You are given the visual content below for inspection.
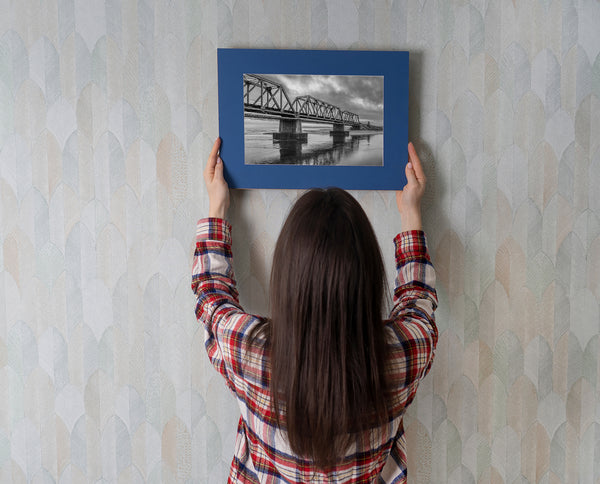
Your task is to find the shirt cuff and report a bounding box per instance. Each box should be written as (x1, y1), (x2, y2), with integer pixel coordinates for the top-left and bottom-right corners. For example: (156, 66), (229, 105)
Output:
(196, 217), (232, 244)
(394, 230), (430, 263)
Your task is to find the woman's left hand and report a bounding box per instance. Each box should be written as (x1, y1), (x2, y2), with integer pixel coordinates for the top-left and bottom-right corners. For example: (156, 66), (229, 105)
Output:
(204, 137), (230, 219)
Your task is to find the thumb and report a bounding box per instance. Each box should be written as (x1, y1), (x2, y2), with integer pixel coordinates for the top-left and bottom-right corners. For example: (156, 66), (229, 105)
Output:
(214, 157), (225, 179)
(405, 161), (417, 186)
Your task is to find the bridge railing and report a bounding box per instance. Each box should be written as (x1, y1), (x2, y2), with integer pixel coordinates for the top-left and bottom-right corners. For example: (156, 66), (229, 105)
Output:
(243, 74), (295, 114)
(292, 95), (343, 122)
(242, 74), (378, 129)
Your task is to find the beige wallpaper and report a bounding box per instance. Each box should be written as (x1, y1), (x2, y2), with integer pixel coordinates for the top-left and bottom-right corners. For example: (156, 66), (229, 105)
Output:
(1, 0), (599, 482)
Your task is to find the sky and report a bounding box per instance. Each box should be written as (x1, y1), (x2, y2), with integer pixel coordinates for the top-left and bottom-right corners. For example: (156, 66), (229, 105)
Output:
(251, 74), (384, 126)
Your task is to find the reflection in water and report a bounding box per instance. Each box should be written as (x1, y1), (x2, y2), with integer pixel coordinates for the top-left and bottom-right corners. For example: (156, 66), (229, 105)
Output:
(244, 118), (383, 166)
(274, 134), (374, 166)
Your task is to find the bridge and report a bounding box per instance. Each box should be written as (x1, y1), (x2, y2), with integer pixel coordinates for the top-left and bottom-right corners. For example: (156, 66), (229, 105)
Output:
(243, 74), (381, 142)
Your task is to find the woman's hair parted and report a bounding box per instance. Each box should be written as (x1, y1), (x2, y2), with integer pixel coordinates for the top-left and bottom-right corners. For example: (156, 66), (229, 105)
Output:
(258, 187), (390, 468)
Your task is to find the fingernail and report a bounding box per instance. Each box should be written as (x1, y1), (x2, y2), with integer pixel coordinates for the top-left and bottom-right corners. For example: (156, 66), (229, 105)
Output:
(407, 162), (413, 169)
(217, 157), (222, 164)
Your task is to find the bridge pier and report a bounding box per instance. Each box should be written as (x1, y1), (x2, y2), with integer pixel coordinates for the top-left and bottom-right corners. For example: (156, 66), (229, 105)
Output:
(330, 122), (349, 144)
(273, 118), (308, 142)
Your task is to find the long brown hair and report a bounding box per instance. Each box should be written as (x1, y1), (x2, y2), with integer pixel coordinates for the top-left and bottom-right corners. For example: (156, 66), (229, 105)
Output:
(261, 188), (390, 468)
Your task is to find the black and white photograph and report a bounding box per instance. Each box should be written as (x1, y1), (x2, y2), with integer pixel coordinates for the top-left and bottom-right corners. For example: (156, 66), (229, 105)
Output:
(218, 48), (408, 189)
(243, 74), (384, 166)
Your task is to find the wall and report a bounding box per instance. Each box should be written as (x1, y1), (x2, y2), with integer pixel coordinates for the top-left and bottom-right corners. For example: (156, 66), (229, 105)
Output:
(1, 0), (599, 482)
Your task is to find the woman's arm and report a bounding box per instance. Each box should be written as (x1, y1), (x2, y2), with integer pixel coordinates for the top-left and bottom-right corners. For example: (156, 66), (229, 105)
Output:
(192, 138), (254, 393)
(192, 217), (242, 390)
(386, 143), (438, 403)
(389, 230), (438, 386)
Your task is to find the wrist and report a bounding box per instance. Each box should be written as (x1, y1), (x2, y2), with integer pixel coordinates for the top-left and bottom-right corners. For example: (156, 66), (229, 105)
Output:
(400, 210), (422, 232)
(209, 205), (227, 219)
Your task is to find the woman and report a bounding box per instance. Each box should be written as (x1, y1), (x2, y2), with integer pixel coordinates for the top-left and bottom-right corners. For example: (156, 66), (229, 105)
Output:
(192, 139), (437, 483)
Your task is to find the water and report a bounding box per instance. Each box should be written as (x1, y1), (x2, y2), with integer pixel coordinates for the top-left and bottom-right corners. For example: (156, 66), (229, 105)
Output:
(244, 118), (383, 166)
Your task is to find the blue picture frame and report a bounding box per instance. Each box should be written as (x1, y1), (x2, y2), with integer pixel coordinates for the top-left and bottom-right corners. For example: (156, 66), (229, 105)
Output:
(217, 48), (409, 190)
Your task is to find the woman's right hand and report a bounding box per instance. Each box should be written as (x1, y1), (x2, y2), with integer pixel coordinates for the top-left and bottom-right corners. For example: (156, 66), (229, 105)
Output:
(396, 142), (426, 231)
(203, 137), (230, 219)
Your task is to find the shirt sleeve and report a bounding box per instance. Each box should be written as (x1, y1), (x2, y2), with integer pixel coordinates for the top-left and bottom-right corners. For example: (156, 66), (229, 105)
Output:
(191, 217), (259, 394)
(386, 230), (438, 410)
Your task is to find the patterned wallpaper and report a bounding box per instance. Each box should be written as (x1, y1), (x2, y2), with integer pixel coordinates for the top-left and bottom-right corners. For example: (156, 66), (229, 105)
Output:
(1, 0), (599, 482)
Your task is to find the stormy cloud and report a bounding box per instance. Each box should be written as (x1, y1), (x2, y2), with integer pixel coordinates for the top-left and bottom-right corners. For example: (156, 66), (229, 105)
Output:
(254, 74), (384, 126)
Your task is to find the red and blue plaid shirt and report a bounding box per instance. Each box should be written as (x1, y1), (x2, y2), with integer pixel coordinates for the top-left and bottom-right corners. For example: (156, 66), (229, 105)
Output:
(192, 218), (438, 483)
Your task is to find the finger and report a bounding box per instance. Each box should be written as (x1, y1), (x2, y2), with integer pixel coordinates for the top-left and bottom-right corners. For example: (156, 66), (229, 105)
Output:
(405, 160), (418, 186)
(204, 138), (222, 180)
(214, 156), (225, 179)
(210, 137), (221, 161)
(408, 142), (426, 183)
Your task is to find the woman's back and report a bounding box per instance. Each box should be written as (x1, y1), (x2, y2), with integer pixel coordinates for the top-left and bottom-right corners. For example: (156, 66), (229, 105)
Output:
(194, 139), (437, 482)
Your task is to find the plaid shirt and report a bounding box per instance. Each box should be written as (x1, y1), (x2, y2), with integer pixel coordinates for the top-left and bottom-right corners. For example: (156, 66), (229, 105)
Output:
(192, 218), (438, 483)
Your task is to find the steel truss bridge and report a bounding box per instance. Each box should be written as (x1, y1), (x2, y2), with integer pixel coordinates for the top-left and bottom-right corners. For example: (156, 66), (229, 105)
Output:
(243, 74), (381, 130)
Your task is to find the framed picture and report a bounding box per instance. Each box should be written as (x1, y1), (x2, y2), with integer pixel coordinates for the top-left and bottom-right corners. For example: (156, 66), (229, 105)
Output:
(217, 48), (409, 190)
